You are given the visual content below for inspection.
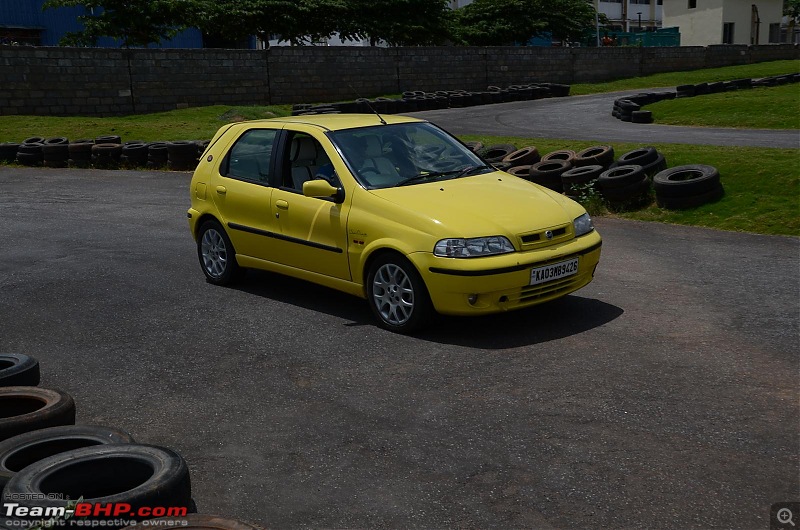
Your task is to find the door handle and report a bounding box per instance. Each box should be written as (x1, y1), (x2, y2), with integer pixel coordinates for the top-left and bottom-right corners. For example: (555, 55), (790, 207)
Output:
(216, 186), (227, 195)
(276, 199), (289, 210)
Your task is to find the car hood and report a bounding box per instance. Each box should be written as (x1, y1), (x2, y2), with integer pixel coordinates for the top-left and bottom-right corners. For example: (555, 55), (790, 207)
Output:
(367, 172), (576, 238)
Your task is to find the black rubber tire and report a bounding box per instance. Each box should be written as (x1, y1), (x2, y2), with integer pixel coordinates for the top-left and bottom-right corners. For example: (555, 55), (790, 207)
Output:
(197, 220), (240, 286)
(0, 387), (76, 442)
(0, 424), (135, 489)
(561, 165), (603, 194)
(600, 174), (650, 201)
(121, 514), (263, 530)
(68, 141), (94, 162)
(148, 143), (169, 165)
(507, 165), (533, 178)
(597, 165), (646, 190)
(2, 444), (192, 522)
(613, 147), (658, 168)
(15, 152), (43, 167)
(17, 143), (43, 156)
(0, 354), (40, 387)
(44, 137), (68, 146)
(540, 149), (576, 166)
(653, 164), (720, 198)
(640, 153), (668, 178)
(0, 143), (20, 163)
(656, 183), (724, 210)
(574, 146), (614, 168)
(95, 135), (122, 144)
(92, 143), (123, 158)
(366, 253), (433, 334)
(480, 144), (517, 163)
(631, 110), (653, 124)
(502, 146), (540, 167)
(464, 141), (483, 153)
(42, 143), (69, 162)
(615, 99), (640, 112)
(22, 137), (44, 145)
(492, 161), (512, 171)
(529, 160), (570, 191)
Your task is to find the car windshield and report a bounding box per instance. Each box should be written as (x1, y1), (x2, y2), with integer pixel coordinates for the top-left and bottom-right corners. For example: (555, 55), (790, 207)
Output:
(328, 122), (492, 189)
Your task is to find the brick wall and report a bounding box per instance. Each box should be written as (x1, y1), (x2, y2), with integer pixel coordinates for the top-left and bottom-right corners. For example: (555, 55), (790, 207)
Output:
(0, 44), (796, 116)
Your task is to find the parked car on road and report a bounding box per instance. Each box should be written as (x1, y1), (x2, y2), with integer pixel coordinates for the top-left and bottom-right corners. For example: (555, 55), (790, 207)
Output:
(188, 114), (602, 332)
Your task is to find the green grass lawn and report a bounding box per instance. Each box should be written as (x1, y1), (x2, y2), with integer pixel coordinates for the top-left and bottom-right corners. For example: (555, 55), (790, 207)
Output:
(646, 83), (800, 129)
(571, 60), (800, 95)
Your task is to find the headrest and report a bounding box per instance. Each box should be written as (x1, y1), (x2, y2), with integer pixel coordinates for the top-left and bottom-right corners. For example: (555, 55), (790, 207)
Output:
(363, 136), (382, 158)
(291, 137), (317, 162)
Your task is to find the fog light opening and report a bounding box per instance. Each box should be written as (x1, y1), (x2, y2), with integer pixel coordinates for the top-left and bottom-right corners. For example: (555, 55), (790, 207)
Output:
(498, 295), (508, 303)
(467, 294), (478, 305)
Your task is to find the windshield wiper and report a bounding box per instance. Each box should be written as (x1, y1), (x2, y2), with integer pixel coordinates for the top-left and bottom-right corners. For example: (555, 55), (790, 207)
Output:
(397, 165), (494, 187)
(397, 170), (457, 187)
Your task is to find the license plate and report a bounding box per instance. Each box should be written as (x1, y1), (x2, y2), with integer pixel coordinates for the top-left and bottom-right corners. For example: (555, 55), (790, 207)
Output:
(529, 258), (579, 285)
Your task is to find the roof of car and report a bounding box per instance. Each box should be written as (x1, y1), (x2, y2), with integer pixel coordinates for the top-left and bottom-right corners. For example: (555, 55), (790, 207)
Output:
(243, 113), (425, 131)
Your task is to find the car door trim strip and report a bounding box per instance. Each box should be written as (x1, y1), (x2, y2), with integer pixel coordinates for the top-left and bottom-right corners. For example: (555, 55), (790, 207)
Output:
(227, 222), (343, 254)
(428, 241), (602, 276)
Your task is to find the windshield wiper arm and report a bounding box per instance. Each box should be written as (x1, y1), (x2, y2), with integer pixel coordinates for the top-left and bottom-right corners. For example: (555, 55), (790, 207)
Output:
(397, 171), (456, 187)
(452, 164), (494, 178)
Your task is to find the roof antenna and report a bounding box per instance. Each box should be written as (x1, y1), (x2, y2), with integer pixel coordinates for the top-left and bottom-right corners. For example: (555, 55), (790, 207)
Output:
(349, 83), (387, 125)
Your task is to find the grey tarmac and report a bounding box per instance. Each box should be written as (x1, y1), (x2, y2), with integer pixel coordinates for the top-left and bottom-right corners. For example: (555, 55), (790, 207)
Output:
(0, 167), (797, 528)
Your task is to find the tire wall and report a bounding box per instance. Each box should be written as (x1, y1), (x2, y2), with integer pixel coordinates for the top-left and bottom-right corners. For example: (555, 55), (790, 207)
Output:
(0, 44), (797, 116)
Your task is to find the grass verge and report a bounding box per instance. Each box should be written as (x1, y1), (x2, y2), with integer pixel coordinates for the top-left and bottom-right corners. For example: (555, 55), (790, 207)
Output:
(646, 84), (800, 129)
(461, 135), (800, 237)
(571, 60), (800, 95)
(0, 105), (292, 143)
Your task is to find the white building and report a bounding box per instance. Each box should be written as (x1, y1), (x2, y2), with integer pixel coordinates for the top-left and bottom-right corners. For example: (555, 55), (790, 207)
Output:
(595, 0), (664, 31)
(662, 0), (784, 45)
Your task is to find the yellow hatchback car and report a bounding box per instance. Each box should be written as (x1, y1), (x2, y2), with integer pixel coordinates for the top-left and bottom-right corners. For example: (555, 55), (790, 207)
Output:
(188, 114), (602, 332)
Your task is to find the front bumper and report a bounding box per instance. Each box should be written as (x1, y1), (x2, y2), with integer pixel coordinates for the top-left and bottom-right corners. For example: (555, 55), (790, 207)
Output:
(411, 231), (602, 316)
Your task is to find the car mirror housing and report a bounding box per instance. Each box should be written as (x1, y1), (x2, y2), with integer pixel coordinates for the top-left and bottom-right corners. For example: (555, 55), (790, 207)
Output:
(303, 179), (344, 203)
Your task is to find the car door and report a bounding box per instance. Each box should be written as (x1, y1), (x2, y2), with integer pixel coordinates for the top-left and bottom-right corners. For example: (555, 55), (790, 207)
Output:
(269, 127), (352, 280)
(212, 127), (280, 262)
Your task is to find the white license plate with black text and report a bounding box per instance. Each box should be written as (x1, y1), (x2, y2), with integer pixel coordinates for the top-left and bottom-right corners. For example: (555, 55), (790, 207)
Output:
(529, 258), (579, 285)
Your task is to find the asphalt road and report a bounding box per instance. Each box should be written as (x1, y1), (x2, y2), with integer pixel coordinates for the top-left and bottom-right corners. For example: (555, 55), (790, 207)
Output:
(0, 167), (797, 528)
(410, 90), (800, 148)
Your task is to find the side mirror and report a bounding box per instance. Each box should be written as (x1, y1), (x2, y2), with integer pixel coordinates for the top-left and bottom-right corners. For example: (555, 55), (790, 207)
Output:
(303, 179), (345, 203)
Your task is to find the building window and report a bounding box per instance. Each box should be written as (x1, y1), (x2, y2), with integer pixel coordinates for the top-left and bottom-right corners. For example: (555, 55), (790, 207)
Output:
(723, 22), (735, 44)
(657, 0), (663, 4)
(688, 0), (696, 8)
(630, 0), (651, 4)
(768, 23), (781, 43)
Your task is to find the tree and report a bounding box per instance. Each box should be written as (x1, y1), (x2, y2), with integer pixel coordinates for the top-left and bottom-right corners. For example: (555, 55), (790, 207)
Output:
(785, 0), (800, 43)
(43, 0), (192, 47)
(452, 0), (597, 46)
(341, 0), (452, 46)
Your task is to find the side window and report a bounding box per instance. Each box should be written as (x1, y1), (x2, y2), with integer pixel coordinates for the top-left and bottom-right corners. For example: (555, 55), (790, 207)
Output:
(282, 133), (336, 192)
(224, 129), (277, 184)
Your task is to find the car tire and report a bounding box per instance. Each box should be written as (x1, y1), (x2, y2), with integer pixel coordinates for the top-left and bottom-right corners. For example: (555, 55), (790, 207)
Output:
(540, 149), (576, 166)
(0, 354), (40, 387)
(597, 165), (646, 190)
(2, 444), (192, 522)
(656, 183), (724, 210)
(0, 143), (20, 163)
(0, 424), (135, 489)
(367, 253), (432, 333)
(653, 164), (721, 198)
(529, 160), (570, 191)
(640, 153), (668, 178)
(561, 165), (603, 194)
(502, 146), (540, 167)
(612, 147), (658, 168)
(0, 387), (76, 442)
(480, 144), (517, 163)
(197, 220), (240, 286)
(507, 165), (533, 178)
(600, 174), (650, 201)
(574, 146), (614, 168)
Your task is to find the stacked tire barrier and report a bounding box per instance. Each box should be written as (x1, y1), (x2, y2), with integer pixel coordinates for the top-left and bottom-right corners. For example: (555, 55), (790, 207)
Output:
(0, 137), (210, 172)
(612, 73), (799, 124)
(291, 83), (571, 116)
(0, 352), (261, 529)
(653, 165), (724, 209)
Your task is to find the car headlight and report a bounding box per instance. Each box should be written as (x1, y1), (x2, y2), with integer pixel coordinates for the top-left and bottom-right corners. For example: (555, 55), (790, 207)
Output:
(573, 213), (594, 237)
(434, 236), (515, 258)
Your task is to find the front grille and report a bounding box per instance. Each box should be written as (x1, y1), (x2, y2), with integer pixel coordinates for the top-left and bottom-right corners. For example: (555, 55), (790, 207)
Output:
(519, 224), (571, 248)
(504, 275), (584, 305)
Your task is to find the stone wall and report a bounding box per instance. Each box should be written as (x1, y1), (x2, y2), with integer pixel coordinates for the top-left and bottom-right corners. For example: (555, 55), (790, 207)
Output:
(0, 43), (796, 116)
